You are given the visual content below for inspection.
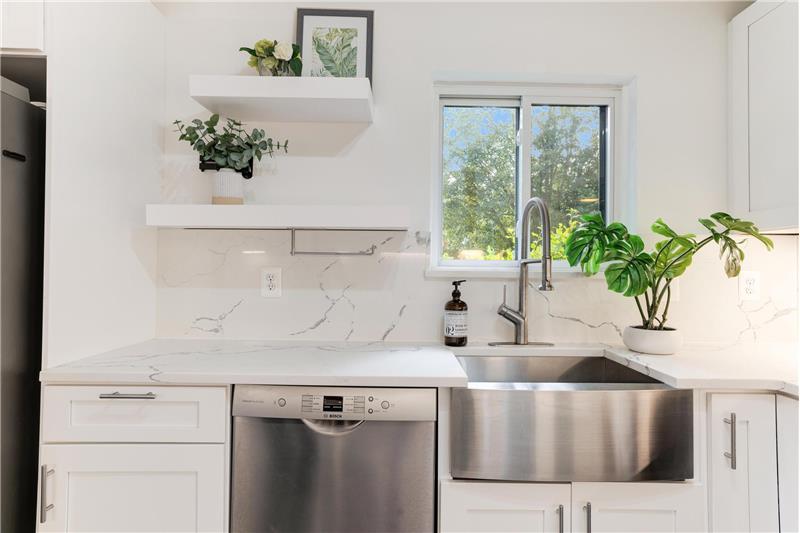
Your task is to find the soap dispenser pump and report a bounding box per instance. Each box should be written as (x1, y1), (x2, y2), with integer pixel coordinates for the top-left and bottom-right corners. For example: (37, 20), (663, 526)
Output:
(444, 280), (468, 347)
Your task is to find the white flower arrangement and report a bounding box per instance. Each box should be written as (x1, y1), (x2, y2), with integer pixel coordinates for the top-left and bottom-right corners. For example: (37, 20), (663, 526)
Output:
(239, 39), (302, 76)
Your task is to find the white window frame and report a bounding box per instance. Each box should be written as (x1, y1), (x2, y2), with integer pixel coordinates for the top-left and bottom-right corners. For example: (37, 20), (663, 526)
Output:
(429, 81), (629, 279)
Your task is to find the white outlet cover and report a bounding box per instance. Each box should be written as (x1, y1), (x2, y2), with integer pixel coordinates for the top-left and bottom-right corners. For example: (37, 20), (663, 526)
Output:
(738, 270), (761, 302)
(261, 267), (282, 298)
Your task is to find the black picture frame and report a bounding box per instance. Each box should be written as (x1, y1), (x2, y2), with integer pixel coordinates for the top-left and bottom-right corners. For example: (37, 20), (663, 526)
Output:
(296, 8), (374, 84)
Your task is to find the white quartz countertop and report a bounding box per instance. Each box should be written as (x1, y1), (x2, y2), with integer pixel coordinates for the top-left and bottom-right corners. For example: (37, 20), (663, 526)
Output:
(40, 339), (797, 396)
(451, 342), (798, 397)
(604, 343), (798, 396)
(39, 339), (468, 387)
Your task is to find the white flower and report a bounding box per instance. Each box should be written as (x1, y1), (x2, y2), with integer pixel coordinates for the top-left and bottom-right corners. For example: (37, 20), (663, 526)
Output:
(273, 42), (294, 61)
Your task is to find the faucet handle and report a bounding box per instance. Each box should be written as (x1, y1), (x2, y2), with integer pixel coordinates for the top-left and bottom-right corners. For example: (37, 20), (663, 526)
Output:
(497, 284), (510, 314)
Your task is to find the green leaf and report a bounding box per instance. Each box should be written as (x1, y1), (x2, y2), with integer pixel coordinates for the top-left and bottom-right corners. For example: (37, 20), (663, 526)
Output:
(652, 238), (693, 279)
(627, 234), (645, 255)
(239, 47), (257, 56)
(716, 234), (745, 277)
(601, 234), (655, 297)
(341, 46), (357, 76)
(709, 212), (774, 250)
(173, 112), (287, 170)
(564, 213), (635, 276)
(698, 218), (716, 232)
(289, 57), (302, 76)
(313, 36), (340, 76)
(604, 252), (653, 297)
(651, 218), (695, 247)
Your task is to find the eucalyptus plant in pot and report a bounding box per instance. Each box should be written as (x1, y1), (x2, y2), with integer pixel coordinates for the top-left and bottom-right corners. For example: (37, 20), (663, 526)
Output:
(564, 212), (773, 355)
(174, 114), (287, 204)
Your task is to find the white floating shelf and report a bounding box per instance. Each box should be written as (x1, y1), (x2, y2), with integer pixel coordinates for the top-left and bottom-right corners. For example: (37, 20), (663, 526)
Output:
(145, 204), (408, 231)
(189, 75), (373, 123)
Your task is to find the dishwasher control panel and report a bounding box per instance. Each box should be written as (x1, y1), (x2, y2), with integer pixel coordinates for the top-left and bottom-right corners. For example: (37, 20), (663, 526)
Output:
(233, 385), (437, 421)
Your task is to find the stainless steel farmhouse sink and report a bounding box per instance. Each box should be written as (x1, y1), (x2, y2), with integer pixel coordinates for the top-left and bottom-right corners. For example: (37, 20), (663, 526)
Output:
(450, 356), (693, 482)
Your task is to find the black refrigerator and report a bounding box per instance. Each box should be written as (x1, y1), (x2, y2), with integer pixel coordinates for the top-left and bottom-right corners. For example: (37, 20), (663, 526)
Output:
(0, 79), (45, 532)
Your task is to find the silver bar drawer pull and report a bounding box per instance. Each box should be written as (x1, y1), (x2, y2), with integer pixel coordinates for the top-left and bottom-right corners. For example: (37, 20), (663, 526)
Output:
(557, 504), (564, 533)
(584, 502), (592, 533)
(724, 412), (737, 470)
(39, 464), (54, 523)
(99, 392), (157, 400)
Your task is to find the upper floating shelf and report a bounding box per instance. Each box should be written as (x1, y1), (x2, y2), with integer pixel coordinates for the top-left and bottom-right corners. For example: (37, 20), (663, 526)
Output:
(189, 75), (374, 123)
(145, 204), (408, 231)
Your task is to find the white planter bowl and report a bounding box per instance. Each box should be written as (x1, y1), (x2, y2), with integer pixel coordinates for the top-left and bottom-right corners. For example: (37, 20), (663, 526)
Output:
(211, 169), (244, 205)
(622, 326), (682, 355)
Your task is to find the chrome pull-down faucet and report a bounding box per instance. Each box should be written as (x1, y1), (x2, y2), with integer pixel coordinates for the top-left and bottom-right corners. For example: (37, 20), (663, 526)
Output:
(496, 197), (554, 345)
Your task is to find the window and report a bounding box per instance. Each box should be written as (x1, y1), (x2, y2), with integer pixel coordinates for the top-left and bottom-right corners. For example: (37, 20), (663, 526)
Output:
(434, 85), (618, 272)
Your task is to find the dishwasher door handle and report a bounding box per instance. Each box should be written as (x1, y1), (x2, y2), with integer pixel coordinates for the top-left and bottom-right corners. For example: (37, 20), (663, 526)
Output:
(301, 419), (366, 436)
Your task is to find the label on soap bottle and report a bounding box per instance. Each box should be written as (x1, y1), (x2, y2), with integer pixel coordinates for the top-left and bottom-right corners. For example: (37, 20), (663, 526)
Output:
(444, 311), (468, 337)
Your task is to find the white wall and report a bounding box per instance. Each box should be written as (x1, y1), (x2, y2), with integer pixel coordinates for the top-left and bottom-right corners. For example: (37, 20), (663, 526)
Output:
(155, 2), (797, 346)
(43, 2), (164, 367)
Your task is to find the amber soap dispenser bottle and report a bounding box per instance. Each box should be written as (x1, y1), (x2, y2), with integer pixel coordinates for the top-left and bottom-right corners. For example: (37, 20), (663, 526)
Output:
(444, 280), (468, 347)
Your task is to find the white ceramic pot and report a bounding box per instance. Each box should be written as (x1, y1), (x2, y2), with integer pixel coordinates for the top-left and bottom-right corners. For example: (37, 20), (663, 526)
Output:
(622, 326), (682, 355)
(211, 169), (244, 205)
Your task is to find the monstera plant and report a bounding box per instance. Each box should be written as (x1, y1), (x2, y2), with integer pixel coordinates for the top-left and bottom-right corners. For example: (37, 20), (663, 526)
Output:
(564, 212), (773, 354)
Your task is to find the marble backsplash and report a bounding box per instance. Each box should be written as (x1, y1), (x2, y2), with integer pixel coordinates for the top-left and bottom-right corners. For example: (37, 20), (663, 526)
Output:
(156, 229), (798, 347)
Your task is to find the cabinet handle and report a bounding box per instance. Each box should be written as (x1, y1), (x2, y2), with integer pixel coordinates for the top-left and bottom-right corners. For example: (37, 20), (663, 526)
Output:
(2, 149), (26, 162)
(98, 391), (157, 400)
(557, 504), (564, 533)
(39, 464), (54, 523)
(584, 502), (592, 533)
(724, 412), (737, 470)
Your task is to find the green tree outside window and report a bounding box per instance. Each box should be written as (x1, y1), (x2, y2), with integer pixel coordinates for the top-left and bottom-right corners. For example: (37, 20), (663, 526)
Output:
(442, 103), (605, 262)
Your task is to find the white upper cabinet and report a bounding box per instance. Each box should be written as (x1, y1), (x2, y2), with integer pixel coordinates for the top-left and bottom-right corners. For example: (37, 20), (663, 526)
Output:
(709, 393), (780, 532)
(1, 0), (45, 51)
(729, 1), (799, 232)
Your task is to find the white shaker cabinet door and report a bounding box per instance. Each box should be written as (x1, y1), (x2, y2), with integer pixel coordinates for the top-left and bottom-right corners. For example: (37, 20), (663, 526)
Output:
(777, 396), (798, 533)
(709, 393), (779, 532)
(729, 0), (799, 231)
(571, 482), (705, 533)
(37, 444), (225, 533)
(440, 480), (571, 533)
(0, 0), (45, 50)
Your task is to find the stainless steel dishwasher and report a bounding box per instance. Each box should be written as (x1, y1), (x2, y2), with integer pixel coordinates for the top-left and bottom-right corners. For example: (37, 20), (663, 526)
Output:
(231, 384), (437, 533)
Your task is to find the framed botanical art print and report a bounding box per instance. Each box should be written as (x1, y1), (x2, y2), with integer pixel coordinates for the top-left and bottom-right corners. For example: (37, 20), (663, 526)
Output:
(296, 9), (373, 83)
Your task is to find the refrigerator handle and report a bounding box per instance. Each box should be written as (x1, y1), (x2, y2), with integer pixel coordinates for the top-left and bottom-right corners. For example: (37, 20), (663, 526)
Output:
(2, 150), (26, 162)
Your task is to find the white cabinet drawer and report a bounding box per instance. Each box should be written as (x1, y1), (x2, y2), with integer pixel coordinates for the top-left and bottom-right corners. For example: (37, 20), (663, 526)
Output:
(42, 386), (227, 443)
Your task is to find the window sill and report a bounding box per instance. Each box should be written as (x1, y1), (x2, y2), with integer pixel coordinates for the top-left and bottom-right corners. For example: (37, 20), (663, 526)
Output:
(425, 263), (587, 280)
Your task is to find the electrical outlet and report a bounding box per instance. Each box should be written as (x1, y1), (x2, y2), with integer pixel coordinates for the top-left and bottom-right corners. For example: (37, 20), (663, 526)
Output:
(739, 270), (761, 302)
(260, 267), (282, 298)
